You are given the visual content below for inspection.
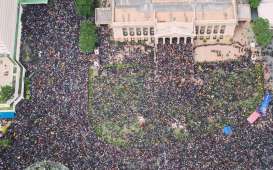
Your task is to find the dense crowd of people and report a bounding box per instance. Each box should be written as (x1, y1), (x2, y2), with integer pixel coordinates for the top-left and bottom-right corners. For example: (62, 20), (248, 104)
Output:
(0, 0), (273, 169)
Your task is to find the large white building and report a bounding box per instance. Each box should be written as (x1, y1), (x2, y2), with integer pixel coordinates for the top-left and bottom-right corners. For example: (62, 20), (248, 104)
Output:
(0, 0), (47, 118)
(95, 0), (251, 44)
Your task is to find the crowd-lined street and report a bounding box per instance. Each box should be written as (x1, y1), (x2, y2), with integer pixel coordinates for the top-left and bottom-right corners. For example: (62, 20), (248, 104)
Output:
(0, 1), (273, 169)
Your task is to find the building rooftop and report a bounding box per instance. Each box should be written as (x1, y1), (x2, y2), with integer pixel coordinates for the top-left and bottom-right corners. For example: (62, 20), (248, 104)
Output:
(95, 8), (112, 25)
(115, 0), (233, 7)
(20, 0), (48, 5)
(0, 0), (18, 56)
(113, 0), (236, 23)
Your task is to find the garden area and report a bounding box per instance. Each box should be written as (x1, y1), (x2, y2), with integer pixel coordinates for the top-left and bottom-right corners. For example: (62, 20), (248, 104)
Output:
(88, 44), (264, 148)
(0, 85), (14, 103)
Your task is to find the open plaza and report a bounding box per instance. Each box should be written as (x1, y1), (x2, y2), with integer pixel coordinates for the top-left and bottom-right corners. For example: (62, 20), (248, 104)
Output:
(0, 0), (273, 169)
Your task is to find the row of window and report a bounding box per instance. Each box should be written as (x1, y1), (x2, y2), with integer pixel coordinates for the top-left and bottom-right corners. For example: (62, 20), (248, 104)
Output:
(122, 27), (154, 36)
(122, 25), (225, 37)
(195, 25), (226, 35)
(123, 37), (155, 43)
(122, 35), (225, 44)
(195, 35), (224, 40)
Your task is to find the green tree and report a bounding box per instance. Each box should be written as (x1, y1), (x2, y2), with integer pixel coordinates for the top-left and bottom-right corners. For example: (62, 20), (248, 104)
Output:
(249, 0), (261, 8)
(252, 17), (273, 47)
(79, 21), (98, 53)
(0, 85), (14, 102)
(74, 0), (94, 17)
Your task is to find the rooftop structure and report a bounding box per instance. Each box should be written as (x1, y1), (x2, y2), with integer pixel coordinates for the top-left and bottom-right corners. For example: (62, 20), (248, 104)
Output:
(237, 3), (251, 22)
(96, 0), (250, 44)
(258, 0), (273, 29)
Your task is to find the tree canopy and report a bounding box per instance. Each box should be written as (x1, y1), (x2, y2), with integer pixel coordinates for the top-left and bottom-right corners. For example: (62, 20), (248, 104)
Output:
(79, 21), (98, 53)
(0, 85), (14, 102)
(249, 0), (261, 8)
(252, 17), (273, 47)
(75, 0), (93, 17)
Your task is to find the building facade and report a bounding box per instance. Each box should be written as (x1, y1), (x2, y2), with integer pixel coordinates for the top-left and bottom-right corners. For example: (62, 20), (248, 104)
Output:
(95, 0), (250, 45)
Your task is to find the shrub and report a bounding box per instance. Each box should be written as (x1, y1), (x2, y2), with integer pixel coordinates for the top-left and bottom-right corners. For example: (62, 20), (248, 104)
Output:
(0, 85), (14, 103)
(252, 17), (273, 47)
(79, 21), (97, 53)
(25, 78), (31, 100)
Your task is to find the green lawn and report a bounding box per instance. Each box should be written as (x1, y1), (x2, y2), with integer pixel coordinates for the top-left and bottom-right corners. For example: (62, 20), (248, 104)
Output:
(79, 21), (97, 53)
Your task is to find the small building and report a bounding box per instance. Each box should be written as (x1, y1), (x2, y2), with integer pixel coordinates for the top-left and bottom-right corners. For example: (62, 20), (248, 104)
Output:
(0, 0), (47, 117)
(258, 0), (273, 29)
(95, 0), (251, 45)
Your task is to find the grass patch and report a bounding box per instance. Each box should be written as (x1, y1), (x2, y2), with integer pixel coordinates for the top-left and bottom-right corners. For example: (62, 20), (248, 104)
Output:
(79, 21), (97, 53)
(205, 64), (263, 113)
(94, 120), (142, 147)
(0, 139), (12, 149)
(90, 62), (146, 147)
(24, 77), (31, 100)
(104, 63), (139, 71)
(0, 85), (14, 103)
(89, 49), (262, 147)
(88, 67), (95, 113)
(255, 64), (265, 100)
(236, 63), (264, 115)
(173, 128), (189, 140)
(191, 62), (264, 134)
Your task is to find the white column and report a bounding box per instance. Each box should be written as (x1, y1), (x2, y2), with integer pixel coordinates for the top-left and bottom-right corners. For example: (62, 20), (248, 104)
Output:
(177, 37), (180, 44)
(163, 37), (165, 44)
